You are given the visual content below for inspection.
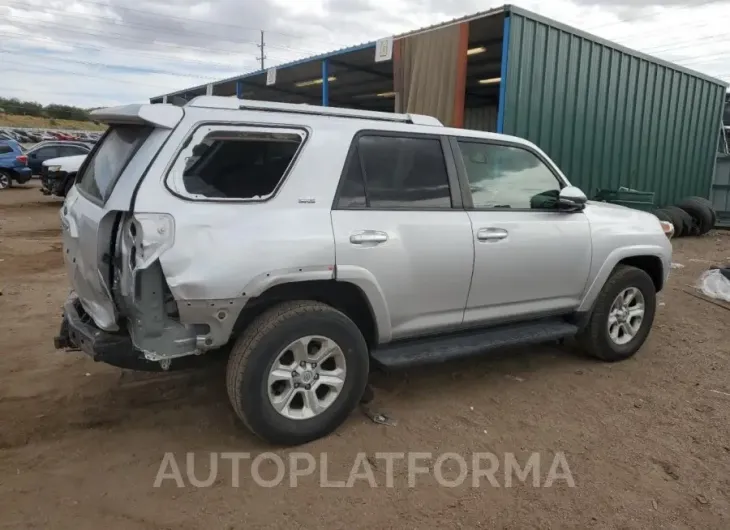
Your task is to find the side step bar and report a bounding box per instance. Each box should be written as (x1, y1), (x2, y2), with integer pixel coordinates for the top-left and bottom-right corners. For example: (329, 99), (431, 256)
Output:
(371, 319), (579, 369)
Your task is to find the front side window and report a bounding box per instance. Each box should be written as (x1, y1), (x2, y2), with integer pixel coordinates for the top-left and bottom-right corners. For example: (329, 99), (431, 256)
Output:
(337, 135), (452, 209)
(174, 128), (304, 200)
(457, 141), (562, 209)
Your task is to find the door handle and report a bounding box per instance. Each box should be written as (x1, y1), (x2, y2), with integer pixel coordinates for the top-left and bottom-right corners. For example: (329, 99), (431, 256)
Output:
(350, 231), (388, 244)
(477, 228), (508, 242)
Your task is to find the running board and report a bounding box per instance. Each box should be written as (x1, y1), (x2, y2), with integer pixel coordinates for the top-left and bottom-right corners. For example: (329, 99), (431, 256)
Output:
(371, 319), (579, 369)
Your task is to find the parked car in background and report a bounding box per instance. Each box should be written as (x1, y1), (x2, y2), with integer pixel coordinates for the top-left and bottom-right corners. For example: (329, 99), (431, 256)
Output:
(0, 139), (32, 189)
(25, 141), (92, 175)
(40, 154), (87, 197)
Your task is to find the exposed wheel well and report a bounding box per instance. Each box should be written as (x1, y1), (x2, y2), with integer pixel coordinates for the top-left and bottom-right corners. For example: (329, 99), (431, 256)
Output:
(232, 280), (378, 348)
(618, 255), (664, 292)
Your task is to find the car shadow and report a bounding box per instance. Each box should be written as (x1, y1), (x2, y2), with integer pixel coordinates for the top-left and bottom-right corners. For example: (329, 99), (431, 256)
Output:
(69, 341), (596, 450)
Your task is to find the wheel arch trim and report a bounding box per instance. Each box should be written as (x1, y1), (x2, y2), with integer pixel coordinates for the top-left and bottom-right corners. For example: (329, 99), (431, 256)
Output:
(578, 245), (669, 313)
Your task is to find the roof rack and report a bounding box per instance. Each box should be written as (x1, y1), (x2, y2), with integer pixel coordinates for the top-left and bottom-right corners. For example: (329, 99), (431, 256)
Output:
(185, 96), (443, 127)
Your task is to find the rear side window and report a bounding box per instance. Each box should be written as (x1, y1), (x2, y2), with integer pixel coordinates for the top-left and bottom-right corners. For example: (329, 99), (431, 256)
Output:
(76, 125), (152, 202)
(0, 145), (12, 155)
(336, 134), (452, 209)
(34, 146), (59, 159)
(60, 145), (88, 157)
(336, 146), (368, 208)
(178, 129), (304, 200)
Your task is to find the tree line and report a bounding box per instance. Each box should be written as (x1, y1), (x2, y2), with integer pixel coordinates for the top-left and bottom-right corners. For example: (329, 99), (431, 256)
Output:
(0, 96), (94, 121)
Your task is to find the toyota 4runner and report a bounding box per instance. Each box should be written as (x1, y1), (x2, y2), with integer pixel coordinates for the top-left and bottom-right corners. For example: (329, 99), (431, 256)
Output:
(54, 97), (673, 445)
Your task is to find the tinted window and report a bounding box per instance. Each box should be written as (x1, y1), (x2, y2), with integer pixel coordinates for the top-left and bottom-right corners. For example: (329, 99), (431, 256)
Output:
(34, 146), (59, 159)
(341, 135), (451, 209)
(76, 125), (152, 202)
(336, 146), (367, 208)
(457, 141), (562, 209)
(60, 145), (88, 157)
(0, 145), (12, 155)
(181, 130), (302, 199)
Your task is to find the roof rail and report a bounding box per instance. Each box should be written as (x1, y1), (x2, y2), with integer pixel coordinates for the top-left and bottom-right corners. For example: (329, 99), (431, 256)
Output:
(185, 96), (443, 126)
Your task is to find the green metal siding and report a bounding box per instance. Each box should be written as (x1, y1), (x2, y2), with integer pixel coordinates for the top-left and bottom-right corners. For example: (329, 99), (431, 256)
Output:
(502, 10), (727, 207)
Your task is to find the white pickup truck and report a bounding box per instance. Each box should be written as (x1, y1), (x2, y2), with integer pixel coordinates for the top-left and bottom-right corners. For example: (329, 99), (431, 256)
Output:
(40, 154), (87, 197)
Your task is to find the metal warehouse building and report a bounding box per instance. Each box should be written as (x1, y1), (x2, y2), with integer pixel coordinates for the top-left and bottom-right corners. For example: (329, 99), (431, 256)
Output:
(151, 4), (728, 207)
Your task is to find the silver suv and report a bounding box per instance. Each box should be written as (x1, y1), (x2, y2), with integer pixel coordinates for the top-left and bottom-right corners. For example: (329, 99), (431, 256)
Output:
(55, 97), (673, 445)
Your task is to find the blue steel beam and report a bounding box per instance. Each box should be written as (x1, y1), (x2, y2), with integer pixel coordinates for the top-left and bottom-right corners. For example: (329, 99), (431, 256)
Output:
(496, 15), (511, 133)
(322, 59), (330, 107)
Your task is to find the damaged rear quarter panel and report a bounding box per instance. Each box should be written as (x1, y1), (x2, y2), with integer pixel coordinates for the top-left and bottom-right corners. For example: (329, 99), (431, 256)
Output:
(130, 109), (350, 335)
(158, 204), (337, 301)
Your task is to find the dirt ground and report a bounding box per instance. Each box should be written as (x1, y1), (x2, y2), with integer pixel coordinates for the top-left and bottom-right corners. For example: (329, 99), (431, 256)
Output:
(1, 182), (729, 529)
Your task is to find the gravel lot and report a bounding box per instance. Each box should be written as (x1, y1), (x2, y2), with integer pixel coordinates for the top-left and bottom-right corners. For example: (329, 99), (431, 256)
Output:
(1, 182), (729, 529)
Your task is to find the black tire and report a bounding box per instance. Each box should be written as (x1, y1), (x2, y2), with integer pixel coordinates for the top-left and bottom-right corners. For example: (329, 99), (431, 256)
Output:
(577, 265), (657, 362)
(226, 300), (369, 446)
(653, 208), (673, 224)
(687, 196), (717, 228)
(0, 170), (12, 190)
(664, 205), (693, 237)
(685, 196), (712, 207)
(677, 197), (715, 235)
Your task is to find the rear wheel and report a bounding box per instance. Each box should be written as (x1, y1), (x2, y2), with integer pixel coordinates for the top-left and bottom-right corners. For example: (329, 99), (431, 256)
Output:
(0, 171), (11, 190)
(226, 300), (369, 445)
(578, 265), (657, 362)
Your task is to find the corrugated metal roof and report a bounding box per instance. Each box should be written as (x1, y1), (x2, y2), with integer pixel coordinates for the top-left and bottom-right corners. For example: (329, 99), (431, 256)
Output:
(151, 3), (726, 102)
(151, 5), (508, 100)
(151, 40), (377, 100)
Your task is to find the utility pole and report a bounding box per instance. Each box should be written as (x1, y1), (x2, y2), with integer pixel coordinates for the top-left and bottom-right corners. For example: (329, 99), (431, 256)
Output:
(257, 30), (266, 70)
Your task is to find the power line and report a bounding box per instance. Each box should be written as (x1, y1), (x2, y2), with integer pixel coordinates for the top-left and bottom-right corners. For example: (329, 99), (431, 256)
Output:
(0, 30), (259, 72)
(0, 46), (222, 82)
(2, 3), (321, 59)
(53, 0), (349, 48)
(2, 0), (332, 57)
(583, 0), (727, 34)
(0, 86), (97, 97)
(0, 53), (182, 91)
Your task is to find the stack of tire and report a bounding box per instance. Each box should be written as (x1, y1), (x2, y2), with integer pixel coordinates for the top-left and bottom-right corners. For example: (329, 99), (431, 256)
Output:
(654, 197), (716, 237)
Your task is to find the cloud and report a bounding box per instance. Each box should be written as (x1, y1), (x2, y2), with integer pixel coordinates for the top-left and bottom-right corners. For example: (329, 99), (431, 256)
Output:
(0, 0), (729, 107)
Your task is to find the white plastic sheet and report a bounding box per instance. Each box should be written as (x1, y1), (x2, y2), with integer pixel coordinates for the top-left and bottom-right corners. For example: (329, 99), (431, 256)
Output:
(697, 269), (730, 303)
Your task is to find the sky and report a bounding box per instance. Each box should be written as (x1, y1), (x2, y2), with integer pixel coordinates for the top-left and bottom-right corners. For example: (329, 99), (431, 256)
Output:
(1, 0), (730, 108)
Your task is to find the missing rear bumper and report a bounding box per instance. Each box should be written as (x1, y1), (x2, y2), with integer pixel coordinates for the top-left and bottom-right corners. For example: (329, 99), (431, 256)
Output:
(56, 294), (221, 372)
(56, 295), (165, 371)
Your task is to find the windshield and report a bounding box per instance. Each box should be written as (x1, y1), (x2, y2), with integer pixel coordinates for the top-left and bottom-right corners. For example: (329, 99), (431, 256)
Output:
(76, 125), (152, 203)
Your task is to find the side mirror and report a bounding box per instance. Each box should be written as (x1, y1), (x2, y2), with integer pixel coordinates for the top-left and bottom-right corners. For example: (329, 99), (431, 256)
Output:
(558, 186), (587, 211)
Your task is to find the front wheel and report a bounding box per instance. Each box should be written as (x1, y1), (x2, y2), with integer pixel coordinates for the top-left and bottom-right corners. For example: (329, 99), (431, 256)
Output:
(226, 301), (369, 445)
(578, 265), (657, 362)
